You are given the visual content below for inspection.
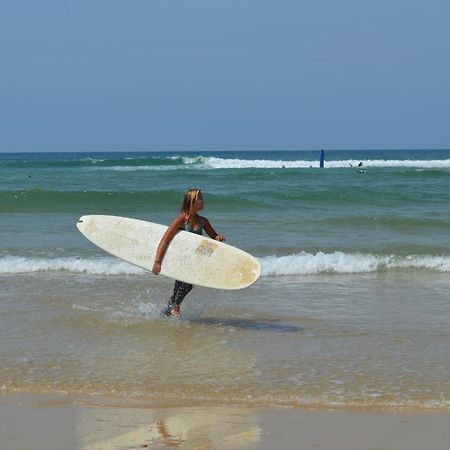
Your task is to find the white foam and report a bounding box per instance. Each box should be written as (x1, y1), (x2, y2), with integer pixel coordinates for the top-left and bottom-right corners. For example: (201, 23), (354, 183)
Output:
(82, 156), (450, 171)
(259, 252), (450, 275)
(1, 253), (449, 276)
(196, 156), (450, 170)
(0, 256), (144, 275)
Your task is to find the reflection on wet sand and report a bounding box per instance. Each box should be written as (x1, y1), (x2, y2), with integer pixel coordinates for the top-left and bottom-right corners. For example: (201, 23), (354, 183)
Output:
(80, 406), (261, 450)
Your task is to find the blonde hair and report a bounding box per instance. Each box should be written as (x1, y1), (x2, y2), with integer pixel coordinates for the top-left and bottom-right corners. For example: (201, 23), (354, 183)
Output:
(180, 188), (202, 217)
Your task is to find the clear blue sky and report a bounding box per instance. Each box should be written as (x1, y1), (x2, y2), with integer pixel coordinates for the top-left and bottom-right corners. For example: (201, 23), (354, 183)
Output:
(1, 0), (449, 152)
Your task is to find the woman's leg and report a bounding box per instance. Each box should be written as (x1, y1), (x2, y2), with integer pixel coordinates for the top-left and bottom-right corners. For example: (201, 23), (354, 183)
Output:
(165, 280), (194, 316)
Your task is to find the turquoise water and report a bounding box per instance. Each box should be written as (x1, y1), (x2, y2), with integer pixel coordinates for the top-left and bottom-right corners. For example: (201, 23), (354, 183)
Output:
(1, 149), (449, 410)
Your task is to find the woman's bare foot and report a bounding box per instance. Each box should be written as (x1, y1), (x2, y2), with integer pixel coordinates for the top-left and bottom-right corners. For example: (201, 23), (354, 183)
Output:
(163, 304), (181, 318)
(170, 305), (180, 317)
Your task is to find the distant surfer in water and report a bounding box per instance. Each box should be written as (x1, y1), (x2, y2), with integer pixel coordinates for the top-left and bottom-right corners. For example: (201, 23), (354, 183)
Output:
(152, 188), (225, 318)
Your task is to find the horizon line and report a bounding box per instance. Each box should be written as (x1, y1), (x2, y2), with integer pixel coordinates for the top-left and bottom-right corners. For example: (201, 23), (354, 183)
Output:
(1, 147), (450, 155)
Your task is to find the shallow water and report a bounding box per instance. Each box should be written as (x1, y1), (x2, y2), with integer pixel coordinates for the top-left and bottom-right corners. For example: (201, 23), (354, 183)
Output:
(1, 270), (449, 410)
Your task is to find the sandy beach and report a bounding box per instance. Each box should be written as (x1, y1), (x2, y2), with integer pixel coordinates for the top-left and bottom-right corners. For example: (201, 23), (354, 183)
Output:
(1, 394), (449, 450)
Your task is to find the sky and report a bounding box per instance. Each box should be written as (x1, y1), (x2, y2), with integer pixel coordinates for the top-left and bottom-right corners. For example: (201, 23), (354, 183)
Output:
(1, 0), (450, 152)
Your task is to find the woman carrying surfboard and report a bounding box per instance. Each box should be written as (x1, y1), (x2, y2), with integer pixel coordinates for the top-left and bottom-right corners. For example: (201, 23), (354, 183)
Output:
(152, 189), (225, 318)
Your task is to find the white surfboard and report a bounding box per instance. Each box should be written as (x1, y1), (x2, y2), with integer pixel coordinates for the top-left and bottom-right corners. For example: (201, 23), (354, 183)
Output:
(77, 215), (260, 290)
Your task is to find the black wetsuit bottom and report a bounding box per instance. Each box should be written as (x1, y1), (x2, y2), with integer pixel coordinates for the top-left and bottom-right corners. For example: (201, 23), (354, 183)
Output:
(165, 280), (193, 316)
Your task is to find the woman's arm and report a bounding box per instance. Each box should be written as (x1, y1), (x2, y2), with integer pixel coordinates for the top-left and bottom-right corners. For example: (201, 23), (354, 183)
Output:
(152, 214), (186, 274)
(203, 217), (225, 242)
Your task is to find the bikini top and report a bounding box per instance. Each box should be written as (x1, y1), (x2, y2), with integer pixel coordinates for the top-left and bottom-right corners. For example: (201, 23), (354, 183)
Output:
(182, 215), (204, 235)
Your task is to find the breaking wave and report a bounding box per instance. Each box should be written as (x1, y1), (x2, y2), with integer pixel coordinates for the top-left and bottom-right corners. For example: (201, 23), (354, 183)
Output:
(1, 252), (449, 275)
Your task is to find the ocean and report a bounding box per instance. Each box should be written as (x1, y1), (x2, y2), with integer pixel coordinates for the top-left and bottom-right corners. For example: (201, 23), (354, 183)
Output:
(1, 149), (449, 411)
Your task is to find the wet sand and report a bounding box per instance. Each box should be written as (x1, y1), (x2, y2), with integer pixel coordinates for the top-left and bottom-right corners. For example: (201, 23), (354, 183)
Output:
(1, 395), (449, 450)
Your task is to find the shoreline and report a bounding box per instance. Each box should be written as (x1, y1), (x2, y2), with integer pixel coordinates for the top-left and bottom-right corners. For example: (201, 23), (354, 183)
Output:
(2, 393), (450, 450)
(2, 390), (449, 413)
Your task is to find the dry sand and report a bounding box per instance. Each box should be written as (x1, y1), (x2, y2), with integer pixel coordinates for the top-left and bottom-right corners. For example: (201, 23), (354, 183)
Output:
(1, 395), (449, 450)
